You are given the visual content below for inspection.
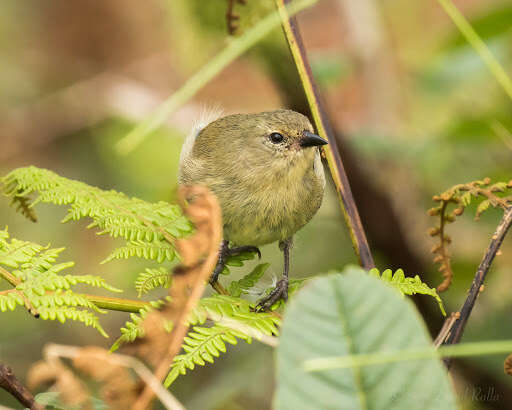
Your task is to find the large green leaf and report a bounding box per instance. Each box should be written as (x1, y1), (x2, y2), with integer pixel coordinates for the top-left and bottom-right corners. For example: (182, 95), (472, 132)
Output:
(275, 267), (458, 410)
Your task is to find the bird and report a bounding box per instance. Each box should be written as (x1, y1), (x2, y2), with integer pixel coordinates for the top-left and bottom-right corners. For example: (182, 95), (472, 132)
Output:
(178, 109), (327, 310)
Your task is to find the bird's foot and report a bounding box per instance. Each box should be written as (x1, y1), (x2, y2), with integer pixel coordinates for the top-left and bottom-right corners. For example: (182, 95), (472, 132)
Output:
(210, 242), (261, 286)
(255, 277), (288, 312)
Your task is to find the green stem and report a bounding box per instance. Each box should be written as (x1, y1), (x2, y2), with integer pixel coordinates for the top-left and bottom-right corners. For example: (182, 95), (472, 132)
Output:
(274, 0), (374, 269)
(84, 294), (150, 313)
(0, 266), (19, 287)
(436, 0), (512, 100)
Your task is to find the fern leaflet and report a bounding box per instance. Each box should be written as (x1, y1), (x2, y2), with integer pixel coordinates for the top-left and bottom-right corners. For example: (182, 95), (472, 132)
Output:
(369, 267), (446, 315)
(0, 228), (122, 336)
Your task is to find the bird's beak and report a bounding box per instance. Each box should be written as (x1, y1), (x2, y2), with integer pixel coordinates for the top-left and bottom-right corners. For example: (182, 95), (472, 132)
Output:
(300, 130), (328, 148)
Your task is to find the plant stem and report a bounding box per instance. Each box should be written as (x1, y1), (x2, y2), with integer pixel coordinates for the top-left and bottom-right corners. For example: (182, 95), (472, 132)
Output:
(84, 294), (150, 313)
(275, 0), (374, 269)
(439, 207), (512, 362)
(0, 266), (20, 287)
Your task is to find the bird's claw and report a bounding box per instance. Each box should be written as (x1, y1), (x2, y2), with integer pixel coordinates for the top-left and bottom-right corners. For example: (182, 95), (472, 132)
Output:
(255, 278), (288, 312)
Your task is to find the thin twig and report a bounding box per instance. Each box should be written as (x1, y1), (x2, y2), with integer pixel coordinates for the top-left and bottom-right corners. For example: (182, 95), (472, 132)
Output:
(438, 207), (512, 364)
(275, 0), (374, 269)
(0, 364), (43, 410)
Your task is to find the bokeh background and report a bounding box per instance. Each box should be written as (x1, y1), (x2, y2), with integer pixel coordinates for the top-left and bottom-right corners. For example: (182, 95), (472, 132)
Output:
(1, 0), (511, 408)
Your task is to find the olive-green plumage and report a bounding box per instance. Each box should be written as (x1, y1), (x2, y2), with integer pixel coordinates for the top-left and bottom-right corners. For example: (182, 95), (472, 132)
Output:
(178, 109), (326, 246)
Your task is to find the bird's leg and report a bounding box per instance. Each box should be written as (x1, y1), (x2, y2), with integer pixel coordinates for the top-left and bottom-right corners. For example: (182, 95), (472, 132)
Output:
(256, 238), (291, 312)
(210, 240), (261, 286)
(210, 240), (230, 286)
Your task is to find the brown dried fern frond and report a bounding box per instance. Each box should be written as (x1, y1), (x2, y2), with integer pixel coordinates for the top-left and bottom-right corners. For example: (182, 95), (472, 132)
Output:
(428, 178), (512, 292)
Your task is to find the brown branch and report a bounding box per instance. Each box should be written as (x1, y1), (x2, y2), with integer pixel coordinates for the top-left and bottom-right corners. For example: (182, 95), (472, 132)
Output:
(277, 0), (374, 269)
(0, 364), (44, 410)
(438, 207), (512, 362)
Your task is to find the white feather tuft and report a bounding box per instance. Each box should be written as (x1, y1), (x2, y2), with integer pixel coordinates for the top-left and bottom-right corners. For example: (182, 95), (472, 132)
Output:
(179, 105), (224, 165)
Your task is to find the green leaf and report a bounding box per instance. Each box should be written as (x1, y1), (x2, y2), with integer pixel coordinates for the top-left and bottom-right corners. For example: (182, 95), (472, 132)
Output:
(134, 267), (171, 296)
(368, 267), (445, 315)
(275, 267), (457, 410)
(228, 263), (269, 297)
(164, 324), (249, 387)
(0, 228), (118, 337)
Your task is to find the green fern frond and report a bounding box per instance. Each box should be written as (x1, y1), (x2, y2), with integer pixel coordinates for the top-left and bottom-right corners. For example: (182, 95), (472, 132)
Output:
(162, 295), (281, 386)
(369, 268), (446, 315)
(0, 292), (25, 311)
(134, 267), (171, 297)
(228, 263), (269, 297)
(2, 166), (192, 264)
(190, 295), (280, 336)
(101, 240), (176, 264)
(164, 324), (250, 387)
(0, 229), (121, 336)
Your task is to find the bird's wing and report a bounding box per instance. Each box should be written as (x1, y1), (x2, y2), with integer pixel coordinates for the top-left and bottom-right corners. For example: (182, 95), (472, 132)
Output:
(179, 106), (223, 165)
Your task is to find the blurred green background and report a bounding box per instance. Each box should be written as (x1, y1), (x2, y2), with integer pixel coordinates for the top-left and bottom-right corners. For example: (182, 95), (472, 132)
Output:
(1, 0), (511, 409)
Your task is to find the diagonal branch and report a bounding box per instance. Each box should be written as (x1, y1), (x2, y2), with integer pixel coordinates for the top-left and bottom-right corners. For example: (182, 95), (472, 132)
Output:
(275, 0), (374, 269)
(0, 364), (43, 410)
(437, 207), (512, 363)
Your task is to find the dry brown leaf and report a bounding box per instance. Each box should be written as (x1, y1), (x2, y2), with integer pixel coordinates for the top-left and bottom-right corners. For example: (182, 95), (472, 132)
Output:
(72, 346), (141, 409)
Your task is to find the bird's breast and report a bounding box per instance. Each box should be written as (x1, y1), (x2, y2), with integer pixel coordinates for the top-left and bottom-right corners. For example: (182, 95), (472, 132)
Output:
(220, 158), (325, 246)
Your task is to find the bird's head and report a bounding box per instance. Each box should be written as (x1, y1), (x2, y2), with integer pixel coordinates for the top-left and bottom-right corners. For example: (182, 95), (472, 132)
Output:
(196, 109), (327, 173)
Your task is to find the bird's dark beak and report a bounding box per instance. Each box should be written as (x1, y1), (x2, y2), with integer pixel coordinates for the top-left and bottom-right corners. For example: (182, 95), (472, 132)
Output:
(300, 130), (328, 148)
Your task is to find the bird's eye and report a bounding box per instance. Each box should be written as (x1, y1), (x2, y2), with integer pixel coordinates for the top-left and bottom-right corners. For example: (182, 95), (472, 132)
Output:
(269, 132), (284, 144)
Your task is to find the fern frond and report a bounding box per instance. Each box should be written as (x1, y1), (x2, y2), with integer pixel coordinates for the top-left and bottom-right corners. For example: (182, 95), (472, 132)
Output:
(164, 324), (250, 387)
(101, 241), (176, 264)
(39, 306), (108, 337)
(369, 268), (445, 315)
(0, 229), (121, 336)
(0, 291), (25, 311)
(191, 295), (280, 336)
(134, 267), (171, 297)
(2, 166), (192, 264)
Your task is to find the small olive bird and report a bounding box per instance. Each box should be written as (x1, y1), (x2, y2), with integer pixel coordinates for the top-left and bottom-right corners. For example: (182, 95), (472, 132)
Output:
(178, 109), (327, 310)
